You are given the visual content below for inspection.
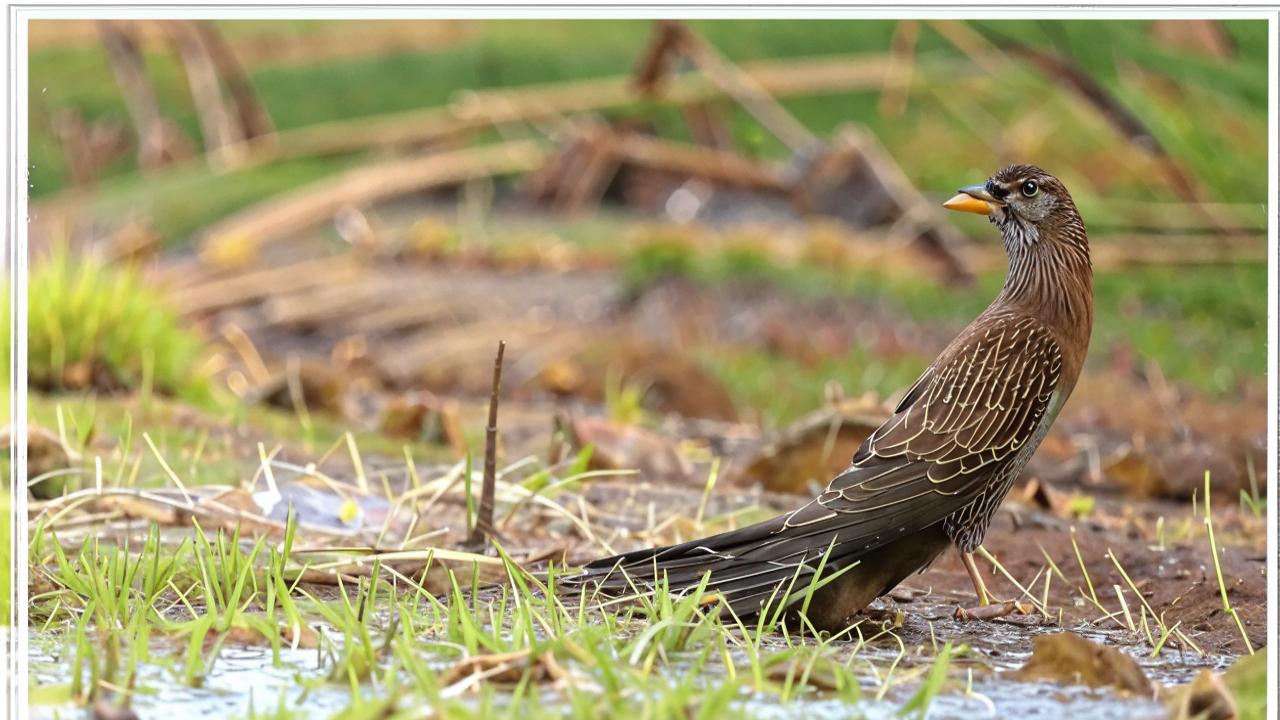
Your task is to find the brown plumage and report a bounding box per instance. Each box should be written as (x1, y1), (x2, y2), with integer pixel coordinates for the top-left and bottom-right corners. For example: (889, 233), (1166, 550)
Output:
(564, 165), (1093, 630)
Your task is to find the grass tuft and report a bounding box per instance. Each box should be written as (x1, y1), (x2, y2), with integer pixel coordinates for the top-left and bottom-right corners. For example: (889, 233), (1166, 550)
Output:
(10, 245), (212, 402)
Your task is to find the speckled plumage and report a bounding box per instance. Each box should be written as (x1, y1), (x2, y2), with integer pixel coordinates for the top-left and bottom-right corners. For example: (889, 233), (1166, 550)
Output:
(565, 166), (1094, 630)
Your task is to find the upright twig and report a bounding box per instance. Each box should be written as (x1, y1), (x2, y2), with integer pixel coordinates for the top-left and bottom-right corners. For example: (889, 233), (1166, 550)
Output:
(878, 20), (919, 118)
(165, 20), (245, 161)
(191, 20), (275, 140)
(663, 20), (818, 153)
(98, 20), (162, 146)
(97, 20), (193, 168)
(468, 340), (506, 547)
(632, 21), (733, 149)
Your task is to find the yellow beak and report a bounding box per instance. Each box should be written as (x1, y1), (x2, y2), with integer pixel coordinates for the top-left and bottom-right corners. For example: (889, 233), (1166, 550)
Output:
(942, 184), (998, 216)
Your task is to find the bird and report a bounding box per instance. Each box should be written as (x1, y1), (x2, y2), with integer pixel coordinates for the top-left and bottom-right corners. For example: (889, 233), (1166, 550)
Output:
(563, 165), (1093, 631)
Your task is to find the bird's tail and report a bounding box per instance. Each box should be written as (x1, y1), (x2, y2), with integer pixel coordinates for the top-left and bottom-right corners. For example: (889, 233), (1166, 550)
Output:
(560, 514), (856, 619)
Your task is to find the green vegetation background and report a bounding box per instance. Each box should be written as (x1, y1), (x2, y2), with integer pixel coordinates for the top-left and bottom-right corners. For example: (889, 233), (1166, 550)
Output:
(22, 19), (1271, 422)
(28, 20), (1270, 231)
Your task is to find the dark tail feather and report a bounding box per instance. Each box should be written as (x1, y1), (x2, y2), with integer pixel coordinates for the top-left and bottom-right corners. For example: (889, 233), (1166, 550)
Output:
(561, 515), (854, 618)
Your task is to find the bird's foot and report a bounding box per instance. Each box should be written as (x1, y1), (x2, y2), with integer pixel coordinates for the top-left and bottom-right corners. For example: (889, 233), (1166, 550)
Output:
(953, 600), (1034, 621)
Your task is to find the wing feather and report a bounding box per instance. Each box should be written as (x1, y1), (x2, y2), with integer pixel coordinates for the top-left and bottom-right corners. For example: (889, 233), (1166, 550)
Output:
(569, 313), (1065, 614)
(801, 313), (1063, 545)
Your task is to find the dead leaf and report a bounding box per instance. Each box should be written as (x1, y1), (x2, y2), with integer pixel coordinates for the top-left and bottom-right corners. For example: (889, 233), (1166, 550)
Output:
(212, 626), (264, 649)
(566, 416), (693, 483)
(442, 649), (545, 686)
(247, 358), (349, 416)
(1021, 477), (1058, 511)
(277, 623), (321, 649)
(1168, 669), (1238, 720)
(379, 392), (465, 452)
(63, 360), (93, 390)
(731, 396), (886, 494)
(765, 656), (845, 692)
(97, 493), (180, 525)
(1021, 478), (1094, 519)
(1102, 445), (1163, 498)
(1011, 632), (1152, 696)
(210, 622), (322, 651)
(539, 359), (584, 396)
(405, 216), (460, 259)
(1103, 441), (1245, 500)
(954, 601), (1033, 621)
(539, 338), (738, 421)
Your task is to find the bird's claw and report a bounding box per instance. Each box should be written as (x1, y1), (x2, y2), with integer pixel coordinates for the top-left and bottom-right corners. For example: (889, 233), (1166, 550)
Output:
(953, 600), (1033, 621)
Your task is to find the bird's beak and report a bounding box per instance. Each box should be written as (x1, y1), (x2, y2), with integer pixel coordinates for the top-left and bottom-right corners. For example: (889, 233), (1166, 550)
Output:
(943, 184), (1000, 216)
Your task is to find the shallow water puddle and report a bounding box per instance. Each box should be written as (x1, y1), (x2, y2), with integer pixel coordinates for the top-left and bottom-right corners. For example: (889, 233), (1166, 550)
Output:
(28, 628), (351, 719)
(27, 606), (1230, 719)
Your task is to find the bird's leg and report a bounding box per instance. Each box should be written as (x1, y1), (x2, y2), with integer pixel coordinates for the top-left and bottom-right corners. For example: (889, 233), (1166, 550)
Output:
(961, 552), (991, 606)
(954, 549), (1031, 621)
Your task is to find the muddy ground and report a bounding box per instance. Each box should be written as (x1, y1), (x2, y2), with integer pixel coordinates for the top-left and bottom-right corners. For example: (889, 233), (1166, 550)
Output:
(47, 212), (1269, 657)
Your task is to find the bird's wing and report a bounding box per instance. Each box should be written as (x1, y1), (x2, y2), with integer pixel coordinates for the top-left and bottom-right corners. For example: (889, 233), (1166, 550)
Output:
(771, 314), (1064, 550)
(569, 314), (1065, 609)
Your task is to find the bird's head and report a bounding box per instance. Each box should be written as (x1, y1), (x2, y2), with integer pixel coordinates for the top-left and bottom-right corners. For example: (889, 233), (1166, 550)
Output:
(942, 165), (1085, 252)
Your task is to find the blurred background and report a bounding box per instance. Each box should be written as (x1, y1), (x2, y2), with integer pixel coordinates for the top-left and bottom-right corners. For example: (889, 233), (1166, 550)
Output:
(18, 18), (1269, 513)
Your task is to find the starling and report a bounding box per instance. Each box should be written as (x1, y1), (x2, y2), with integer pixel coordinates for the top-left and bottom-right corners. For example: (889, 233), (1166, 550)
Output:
(566, 165), (1092, 630)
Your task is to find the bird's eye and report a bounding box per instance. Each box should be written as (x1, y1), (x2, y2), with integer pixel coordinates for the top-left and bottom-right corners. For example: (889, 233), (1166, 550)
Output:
(1020, 180), (1038, 198)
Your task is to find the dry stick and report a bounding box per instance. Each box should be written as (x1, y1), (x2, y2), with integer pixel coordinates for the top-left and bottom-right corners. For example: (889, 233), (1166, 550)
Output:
(165, 20), (244, 160)
(669, 21), (818, 153)
(632, 19), (685, 94)
(680, 102), (733, 149)
(468, 340), (506, 547)
(174, 50), (894, 174)
(97, 20), (159, 133)
(926, 20), (1006, 75)
(277, 52), (886, 163)
(633, 22), (732, 150)
(613, 131), (783, 190)
(177, 254), (362, 315)
(191, 20), (275, 141)
(878, 20), (919, 118)
(556, 124), (622, 214)
(97, 20), (191, 168)
(29, 50), (902, 226)
(38, 52), (925, 253)
(829, 125), (973, 282)
(196, 140), (546, 258)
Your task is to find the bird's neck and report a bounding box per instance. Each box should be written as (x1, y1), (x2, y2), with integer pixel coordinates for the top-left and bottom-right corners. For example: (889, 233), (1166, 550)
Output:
(996, 220), (1093, 350)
